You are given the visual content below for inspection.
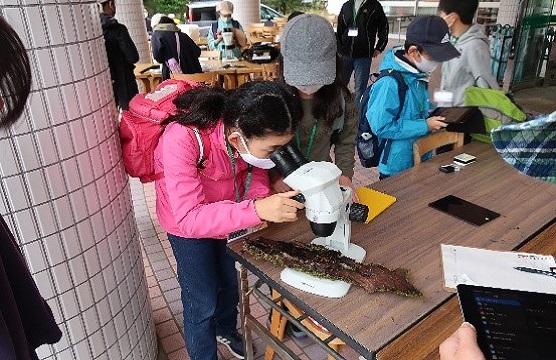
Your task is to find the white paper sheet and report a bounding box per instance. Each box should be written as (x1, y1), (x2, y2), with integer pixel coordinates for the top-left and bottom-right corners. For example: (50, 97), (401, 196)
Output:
(441, 244), (556, 294)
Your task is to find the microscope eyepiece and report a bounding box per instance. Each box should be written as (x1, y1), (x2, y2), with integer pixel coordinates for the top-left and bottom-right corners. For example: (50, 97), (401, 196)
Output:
(269, 143), (309, 178)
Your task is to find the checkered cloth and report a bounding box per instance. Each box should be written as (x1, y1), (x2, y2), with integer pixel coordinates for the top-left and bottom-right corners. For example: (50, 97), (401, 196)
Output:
(491, 111), (556, 184)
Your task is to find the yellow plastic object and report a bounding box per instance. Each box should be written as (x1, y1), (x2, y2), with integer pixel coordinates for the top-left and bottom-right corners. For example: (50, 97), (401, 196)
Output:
(355, 187), (397, 223)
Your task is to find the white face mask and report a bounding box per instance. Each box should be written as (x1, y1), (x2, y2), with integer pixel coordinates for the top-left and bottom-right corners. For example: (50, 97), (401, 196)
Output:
(415, 53), (439, 73)
(442, 13), (455, 33)
(296, 85), (323, 95)
(232, 132), (276, 169)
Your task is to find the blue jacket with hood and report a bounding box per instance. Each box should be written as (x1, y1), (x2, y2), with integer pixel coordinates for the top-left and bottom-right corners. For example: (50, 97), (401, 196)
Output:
(366, 46), (432, 176)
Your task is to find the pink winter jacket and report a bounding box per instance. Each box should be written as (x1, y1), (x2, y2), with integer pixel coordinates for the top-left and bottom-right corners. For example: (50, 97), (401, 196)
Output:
(154, 121), (270, 239)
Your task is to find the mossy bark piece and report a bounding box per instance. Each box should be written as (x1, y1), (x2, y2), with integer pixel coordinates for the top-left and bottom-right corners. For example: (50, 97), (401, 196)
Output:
(243, 237), (422, 298)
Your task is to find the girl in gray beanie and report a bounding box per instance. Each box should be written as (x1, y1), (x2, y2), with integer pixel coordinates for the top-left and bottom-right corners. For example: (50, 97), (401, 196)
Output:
(275, 14), (359, 199)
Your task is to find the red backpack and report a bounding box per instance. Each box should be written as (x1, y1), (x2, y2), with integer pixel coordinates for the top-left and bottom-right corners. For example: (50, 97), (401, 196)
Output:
(120, 79), (211, 183)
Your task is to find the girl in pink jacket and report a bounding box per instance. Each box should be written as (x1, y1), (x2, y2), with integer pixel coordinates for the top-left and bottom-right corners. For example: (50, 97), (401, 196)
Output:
(154, 81), (303, 360)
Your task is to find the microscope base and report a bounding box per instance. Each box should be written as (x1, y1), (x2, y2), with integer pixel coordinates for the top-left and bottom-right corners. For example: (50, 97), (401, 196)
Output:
(221, 57), (239, 62)
(280, 241), (366, 298)
(311, 238), (366, 263)
(280, 268), (351, 298)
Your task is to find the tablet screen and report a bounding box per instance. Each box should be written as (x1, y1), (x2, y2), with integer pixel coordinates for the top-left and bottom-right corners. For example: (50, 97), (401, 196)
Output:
(457, 284), (556, 360)
(428, 195), (500, 226)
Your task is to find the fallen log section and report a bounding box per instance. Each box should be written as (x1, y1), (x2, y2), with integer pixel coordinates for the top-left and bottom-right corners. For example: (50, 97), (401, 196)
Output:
(243, 237), (422, 298)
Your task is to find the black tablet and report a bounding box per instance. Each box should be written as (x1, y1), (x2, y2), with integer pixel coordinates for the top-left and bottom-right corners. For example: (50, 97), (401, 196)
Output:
(429, 106), (486, 134)
(457, 284), (556, 360)
(428, 195), (500, 226)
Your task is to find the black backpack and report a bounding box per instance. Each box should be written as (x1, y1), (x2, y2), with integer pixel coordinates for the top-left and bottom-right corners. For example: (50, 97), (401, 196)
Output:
(356, 69), (408, 168)
(242, 42), (280, 63)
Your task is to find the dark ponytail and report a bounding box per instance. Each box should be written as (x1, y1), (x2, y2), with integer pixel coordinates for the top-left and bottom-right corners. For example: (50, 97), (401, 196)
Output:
(164, 87), (228, 129)
(166, 81), (302, 139)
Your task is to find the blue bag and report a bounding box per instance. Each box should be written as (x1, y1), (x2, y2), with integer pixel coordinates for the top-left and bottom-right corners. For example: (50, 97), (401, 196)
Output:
(356, 70), (408, 168)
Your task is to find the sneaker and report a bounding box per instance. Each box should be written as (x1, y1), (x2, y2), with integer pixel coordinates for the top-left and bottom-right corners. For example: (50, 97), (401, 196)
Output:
(286, 322), (307, 339)
(216, 332), (245, 359)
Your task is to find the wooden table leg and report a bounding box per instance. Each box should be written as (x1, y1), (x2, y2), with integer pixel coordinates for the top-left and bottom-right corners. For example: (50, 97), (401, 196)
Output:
(137, 77), (151, 93)
(223, 74), (238, 89)
(265, 289), (288, 360)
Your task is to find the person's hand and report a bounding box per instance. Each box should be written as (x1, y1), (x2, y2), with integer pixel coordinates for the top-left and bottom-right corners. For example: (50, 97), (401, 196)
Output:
(372, 49), (381, 58)
(215, 31), (223, 43)
(254, 190), (304, 223)
(439, 322), (485, 360)
(339, 175), (359, 202)
(426, 116), (448, 131)
(271, 178), (292, 194)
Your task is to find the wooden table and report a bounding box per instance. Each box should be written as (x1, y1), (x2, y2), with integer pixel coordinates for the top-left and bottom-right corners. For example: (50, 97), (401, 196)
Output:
(200, 59), (264, 89)
(227, 142), (556, 359)
(134, 63), (162, 93)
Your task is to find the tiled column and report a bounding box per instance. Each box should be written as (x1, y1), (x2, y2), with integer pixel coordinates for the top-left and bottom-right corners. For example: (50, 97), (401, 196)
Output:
(113, 0), (151, 63)
(0, 1), (156, 359)
(233, 0), (260, 27)
(497, 0), (520, 26)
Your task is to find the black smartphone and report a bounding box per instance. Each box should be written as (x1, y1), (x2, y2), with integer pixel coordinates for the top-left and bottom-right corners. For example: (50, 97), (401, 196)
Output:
(457, 284), (556, 360)
(439, 164), (456, 173)
(428, 195), (500, 226)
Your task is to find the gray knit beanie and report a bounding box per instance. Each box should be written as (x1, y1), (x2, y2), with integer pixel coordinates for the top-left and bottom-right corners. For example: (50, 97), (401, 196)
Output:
(281, 14), (337, 87)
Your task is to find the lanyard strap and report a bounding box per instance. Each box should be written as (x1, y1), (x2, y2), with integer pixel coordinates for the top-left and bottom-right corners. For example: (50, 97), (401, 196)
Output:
(295, 119), (318, 158)
(226, 142), (252, 202)
(353, 0), (364, 22)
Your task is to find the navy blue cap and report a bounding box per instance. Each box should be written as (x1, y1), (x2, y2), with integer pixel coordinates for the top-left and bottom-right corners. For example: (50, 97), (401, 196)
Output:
(406, 16), (460, 62)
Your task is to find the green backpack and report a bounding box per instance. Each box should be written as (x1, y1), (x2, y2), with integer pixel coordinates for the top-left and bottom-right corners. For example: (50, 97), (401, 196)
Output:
(465, 86), (527, 143)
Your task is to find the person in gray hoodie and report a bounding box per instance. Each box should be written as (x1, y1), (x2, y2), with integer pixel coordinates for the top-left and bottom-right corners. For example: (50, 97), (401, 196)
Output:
(438, 0), (499, 106)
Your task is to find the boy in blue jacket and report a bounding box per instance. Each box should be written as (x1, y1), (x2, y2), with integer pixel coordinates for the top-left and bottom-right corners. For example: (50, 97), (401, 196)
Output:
(366, 16), (460, 179)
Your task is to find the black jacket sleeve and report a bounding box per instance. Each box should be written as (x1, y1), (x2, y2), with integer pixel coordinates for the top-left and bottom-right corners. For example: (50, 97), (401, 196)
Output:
(118, 26), (140, 64)
(150, 32), (165, 63)
(336, 1), (351, 47)
(373, 3), (389, 52)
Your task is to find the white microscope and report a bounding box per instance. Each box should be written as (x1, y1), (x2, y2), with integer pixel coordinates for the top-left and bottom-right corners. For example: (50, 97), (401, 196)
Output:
(221, 28), (238, 62)
(269, 144), (369, 298)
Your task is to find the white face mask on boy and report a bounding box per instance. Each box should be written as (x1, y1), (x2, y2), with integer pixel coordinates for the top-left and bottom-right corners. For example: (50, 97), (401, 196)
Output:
(415, 54), (439, 73)
(232, 132), (276, 169)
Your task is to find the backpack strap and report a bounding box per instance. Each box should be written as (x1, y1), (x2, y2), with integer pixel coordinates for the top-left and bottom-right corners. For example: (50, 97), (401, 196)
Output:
(376, 69), (408, 121)
(191, 127), (211, 169)
(375, 69), (408, 165)
(175, 32), (181, 66)
(211, 22), (218, 38)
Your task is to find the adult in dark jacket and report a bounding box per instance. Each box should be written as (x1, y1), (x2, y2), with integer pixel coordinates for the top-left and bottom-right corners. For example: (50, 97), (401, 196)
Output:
(151, 16), (202, 81)
(337, 0), (389, 106)
(0, 16), (62, 360)
(99, 0), (139, 110)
